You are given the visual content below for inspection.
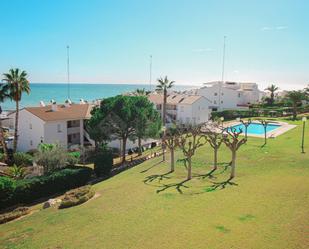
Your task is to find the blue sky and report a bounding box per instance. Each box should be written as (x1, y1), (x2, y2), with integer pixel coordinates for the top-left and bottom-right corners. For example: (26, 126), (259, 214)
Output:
(0, 0), (308, 90)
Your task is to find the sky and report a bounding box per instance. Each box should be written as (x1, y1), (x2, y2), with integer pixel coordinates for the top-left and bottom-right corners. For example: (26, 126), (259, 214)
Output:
(0, 0), (308, 90)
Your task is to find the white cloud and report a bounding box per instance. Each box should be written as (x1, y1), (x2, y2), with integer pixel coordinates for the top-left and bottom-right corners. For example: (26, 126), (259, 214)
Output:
(192, 48), (214, 53)
(261, 26), (288, 31)
(276, 26), (288, 30)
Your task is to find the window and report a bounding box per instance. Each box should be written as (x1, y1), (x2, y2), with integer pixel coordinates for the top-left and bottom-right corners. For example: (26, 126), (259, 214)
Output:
(57, 124), (62, 133)
(180, 106), (184, 112)
(221, 101), (223, 104)
(29, 123), (32, 129)
(214, 100), (217, 104)
(198, 106), (201, 110)
(186, 117), (190, 123)
(222, 92), (224, 96)
(238, 93), (241, 98)
(214, 92), (218, 96)
(30, 140), (33, 146)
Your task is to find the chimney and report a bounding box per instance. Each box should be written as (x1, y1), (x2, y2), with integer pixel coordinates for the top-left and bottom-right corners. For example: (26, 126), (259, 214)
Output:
(51, 101), (58, 112)
(39, 101), (45, 107)
(65, 99), (72, 108)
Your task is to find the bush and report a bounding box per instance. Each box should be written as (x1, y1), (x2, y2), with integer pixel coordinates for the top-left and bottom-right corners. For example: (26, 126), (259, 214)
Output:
(0, 152), (4, 162)
(0, 177), (15, 206)
(7, 165), (26, 179)
(13, 152), (33, 166)
(0, 166), (93, 210)
(93, 149), (113, 177)
(67, 154), (80, 166)
(0, 207), (30, 224)
(59, 185), (95, 209)
(34, 144), (69, 173)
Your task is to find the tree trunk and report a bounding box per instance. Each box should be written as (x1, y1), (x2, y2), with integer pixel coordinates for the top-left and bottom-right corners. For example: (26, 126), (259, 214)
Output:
(187, 157), (192, 180)
(163, 89), (167, 126)
(13, 101), (19, 153)
(0, 120), (8, 162)
(138, 137), (142, 156)
(213, 148), (218, 170)
(122, 136), (127, 164)
(264, 127), (267, 146)
(170, 148), (174, 172)
(230, 150), (236, 179)
(292, 107), (297, 120)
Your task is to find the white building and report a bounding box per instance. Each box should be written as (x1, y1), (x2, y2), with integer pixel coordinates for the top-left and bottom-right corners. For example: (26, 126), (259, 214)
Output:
(186, 81), (264, 111)
(7, 102), (94, 152)
(148, 93), (212, 125)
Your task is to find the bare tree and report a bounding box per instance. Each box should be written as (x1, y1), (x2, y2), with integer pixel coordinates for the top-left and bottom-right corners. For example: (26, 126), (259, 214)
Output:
(164, 126), (180, 172)
(204, 129), (223, 171)
(240, 118), (252, 141)
(223, 128), (247, 180)
(260, 119), (269, 147)
(178, 125), (206, 180)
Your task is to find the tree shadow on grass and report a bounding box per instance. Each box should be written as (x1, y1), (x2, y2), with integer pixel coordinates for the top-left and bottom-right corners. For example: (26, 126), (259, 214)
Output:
(143, 171), (172, 184)
(195, 162), (231, 179)
(204, 178), (238, 192)
(156, 179), (190, 194)
(140, 159), (164, 173)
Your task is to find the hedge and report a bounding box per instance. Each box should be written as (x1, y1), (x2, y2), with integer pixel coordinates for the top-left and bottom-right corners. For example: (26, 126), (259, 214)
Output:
(0, 207), (30, 224)
(0, 166), (93, 210)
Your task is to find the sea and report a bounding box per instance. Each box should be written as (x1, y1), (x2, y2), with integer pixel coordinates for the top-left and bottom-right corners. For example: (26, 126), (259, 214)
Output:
(1, 83), (196, 110)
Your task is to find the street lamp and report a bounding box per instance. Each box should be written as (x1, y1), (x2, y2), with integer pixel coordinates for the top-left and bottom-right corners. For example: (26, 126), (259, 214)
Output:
(162, 126), (167, 161)
(220, 117), (224, 126)
(301, 117), (307, 153)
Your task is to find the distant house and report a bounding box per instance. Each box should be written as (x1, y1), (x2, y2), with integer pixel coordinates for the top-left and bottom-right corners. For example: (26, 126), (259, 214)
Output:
(148, 93), (212, 126)
(6, 102), (94, 152)
(186, 81), (264, 111)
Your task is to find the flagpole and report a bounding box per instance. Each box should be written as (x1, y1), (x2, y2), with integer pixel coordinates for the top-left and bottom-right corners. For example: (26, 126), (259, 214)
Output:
(67, 45), (70, 100)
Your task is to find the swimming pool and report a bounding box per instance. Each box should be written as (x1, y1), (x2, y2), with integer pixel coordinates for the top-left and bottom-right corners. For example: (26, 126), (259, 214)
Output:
(228, 123), (281, 135)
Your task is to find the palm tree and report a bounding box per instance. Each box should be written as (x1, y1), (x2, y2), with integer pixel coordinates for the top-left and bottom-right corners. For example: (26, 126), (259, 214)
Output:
(156, 76), (175, 126)
(285, 90), (305, 120)
(134, 88), (149, 96)
(2, 69), (30, 152)
(265, 84), (279, 106)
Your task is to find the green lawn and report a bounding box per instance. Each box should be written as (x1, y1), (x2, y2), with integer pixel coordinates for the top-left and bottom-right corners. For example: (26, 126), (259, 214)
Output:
(0, 119), (308, 249)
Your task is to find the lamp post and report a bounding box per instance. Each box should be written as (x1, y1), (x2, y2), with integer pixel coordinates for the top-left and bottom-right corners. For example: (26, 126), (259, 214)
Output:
(301, 117), (307, 153)
(220, 117), (224, 127)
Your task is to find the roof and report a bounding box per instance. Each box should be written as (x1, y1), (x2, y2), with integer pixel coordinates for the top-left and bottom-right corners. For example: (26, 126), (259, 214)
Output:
(23, 104), (93, 122)
(148, 93), (210, 105)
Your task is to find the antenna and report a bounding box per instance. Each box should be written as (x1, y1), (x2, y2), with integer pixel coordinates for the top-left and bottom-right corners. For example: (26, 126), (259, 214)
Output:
(66, 45), (70, 100)
(219, 36), (226, 110)
(149, 55), (152, 91)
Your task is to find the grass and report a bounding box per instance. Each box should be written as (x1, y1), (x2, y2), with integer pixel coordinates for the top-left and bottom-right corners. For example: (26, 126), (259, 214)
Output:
(0, 118), (308, 249)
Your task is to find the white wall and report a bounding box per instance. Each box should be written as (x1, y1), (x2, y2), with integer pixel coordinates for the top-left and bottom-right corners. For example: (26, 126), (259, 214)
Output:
(44, 121), (68, 148)
(197, 84), (238, 110)
(13, 110), (45, 152)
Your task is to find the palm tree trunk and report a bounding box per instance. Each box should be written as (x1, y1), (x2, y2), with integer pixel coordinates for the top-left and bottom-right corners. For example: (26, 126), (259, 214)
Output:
(230, 150), (236, 179)
(170, 148), (174, 172)
(13, 100), (19, 153)
(121, 136), (127, 164)
(0, 120), (8, 162)
(163, 89), (167, 126)
(293, 105), (297, 120)
(187, 157), (192, 180)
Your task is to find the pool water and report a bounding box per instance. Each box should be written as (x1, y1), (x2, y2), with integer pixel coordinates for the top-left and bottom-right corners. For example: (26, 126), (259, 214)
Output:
(228, 123), (281, 135)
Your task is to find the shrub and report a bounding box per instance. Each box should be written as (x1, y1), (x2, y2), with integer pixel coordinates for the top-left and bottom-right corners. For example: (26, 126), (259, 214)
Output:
(67, 154), (80, 166)
(0, 177), (15, 206)
(0, 152), (4, 162)
(34, 144), (69, 173)
(59, 185), (95, 209)
(13, 152), (33, 166)
(0, 166), (93, 210)
(7, 165), (26, 179)
(0, 207), (30, 224)
(93, 149), (113, 177)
